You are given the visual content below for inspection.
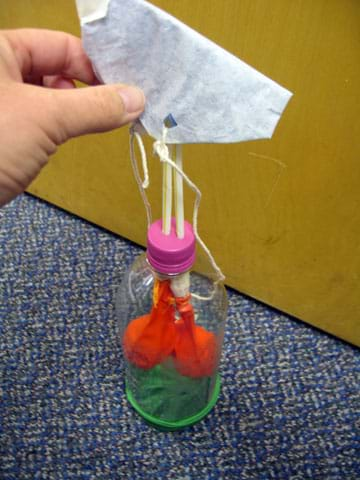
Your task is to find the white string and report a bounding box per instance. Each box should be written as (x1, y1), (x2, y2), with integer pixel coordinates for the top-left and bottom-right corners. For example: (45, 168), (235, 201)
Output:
(129, 125), (152, 228)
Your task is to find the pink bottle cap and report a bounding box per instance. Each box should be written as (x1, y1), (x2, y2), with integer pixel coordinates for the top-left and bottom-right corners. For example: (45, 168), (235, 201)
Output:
(147, 218), (196, 275)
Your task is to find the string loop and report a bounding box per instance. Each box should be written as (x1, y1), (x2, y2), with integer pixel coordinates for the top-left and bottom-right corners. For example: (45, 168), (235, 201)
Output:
(129, 124), (152, 228)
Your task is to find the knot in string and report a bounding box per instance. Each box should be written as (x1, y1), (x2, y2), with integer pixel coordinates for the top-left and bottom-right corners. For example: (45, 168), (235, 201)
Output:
(153, 140), (170, 162)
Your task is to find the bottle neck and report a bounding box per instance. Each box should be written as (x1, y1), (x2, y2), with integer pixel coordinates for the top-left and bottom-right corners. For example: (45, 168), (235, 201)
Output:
(151, 264), (191, 298)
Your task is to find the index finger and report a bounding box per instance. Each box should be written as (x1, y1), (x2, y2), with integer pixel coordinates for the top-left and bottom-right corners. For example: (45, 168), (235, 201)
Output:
(3, 28), (98, 85)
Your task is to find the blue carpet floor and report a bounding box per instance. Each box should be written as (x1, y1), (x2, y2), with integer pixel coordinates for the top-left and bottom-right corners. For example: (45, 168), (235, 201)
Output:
(0, 194), (359, 480)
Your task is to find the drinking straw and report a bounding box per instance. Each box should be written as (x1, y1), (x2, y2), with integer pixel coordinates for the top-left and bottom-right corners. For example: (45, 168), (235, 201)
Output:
(174, 145), (184, 239)
(162, 145), (173, 235)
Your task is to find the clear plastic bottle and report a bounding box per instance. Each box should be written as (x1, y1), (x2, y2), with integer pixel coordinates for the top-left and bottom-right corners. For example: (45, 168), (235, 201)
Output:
(116, 218), (227, 430)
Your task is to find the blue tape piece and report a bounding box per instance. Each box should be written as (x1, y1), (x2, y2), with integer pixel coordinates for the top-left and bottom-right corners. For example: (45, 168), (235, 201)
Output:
(164, 114), (178, 129)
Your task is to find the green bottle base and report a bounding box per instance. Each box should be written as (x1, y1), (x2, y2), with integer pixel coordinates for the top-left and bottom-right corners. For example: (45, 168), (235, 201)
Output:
(126, 374), (221, 431)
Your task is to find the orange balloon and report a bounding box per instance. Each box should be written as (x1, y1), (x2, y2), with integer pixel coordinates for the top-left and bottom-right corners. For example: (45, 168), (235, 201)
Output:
(123, 281), (218, 377)
(123, 280), (176, 369)
(173, 297), (217, 378)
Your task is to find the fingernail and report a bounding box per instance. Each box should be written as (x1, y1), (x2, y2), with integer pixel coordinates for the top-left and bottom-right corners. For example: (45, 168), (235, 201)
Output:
(118, 86), (145, 114)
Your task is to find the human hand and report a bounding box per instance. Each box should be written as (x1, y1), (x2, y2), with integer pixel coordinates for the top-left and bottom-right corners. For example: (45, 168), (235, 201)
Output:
(0, 29), (145, 207)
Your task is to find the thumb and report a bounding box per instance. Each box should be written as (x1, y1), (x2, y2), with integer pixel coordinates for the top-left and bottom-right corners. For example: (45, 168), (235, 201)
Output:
(48, 84), (145, 142)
